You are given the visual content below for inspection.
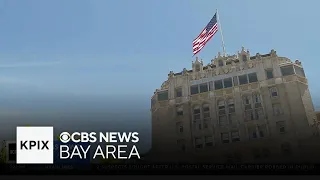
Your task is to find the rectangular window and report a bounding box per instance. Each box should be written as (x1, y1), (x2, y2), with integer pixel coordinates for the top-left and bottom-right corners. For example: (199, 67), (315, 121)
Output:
(191, 85), (199, 95)
(231, 131), (240, 142)
(214, 80), (223, 90)
(203, 106), (210, 118)
(245, 110), (254, 121)
(176, 122), (183, 133)
(238, 75), (248, 85)
(157, 91), (168, 101)
(294, 66), (305, 77)
(193, 120), (202, 131)
(223, 78), (233, 88)
(266, 69), (274, 79)
(205, 136), (214, 146)
(176, 110), (183, 116)
(248, 127), (257, 139)
(281, 65), (295, 76)
(176, 87), (182, 97)
(199, 83), (208, 93)
(195, 138), (203, 149)
(248, 73), (258, 83)
(221, 133), (229, 144)
(233, 76), (239, 86)
(276, 121), (286, 133)
(258, 125), (267, 138)
(242, 55), (247, 61)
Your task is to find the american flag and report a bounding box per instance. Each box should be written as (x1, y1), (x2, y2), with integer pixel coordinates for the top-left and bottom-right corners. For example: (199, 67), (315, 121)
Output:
(192, 13), (218, 55)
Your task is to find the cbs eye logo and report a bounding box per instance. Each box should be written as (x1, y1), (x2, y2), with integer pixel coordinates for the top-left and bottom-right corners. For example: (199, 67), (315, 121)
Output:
(59, 132), (71, 143)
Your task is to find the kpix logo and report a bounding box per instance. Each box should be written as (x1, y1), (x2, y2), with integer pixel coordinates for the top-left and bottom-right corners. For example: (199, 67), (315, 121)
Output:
(16, 126), (54, 164)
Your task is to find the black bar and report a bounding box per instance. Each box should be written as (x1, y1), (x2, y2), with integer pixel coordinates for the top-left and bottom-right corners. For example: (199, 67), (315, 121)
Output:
(1, 163), (320, 175)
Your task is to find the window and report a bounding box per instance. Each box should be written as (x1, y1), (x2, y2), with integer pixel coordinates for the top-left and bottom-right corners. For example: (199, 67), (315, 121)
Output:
(231, 131), (240, 142)
(294, 66), (305, 77)
(157, 91), (168, 101)
(238, 75), (248, 85)
(265, 69), (274, 79)
(254, 108), (264, 120)
(191, 85), (199, 95)
(177, 139), (186, 152)
(195, 138), (203, 149)
(214, 80), (223, 90)
(280, 65), (295, 76)
(228, 99), (235, 113)
(193, 107), (201, 120)
(218, 60), (224, 67)
(242, 55), (247, 62)
(203, 119), (209, 129)
(221, 133), (229, 143)
(272, 104), (282, 116)
(276, 121), (286, 133)
(257, 125), (267, 138)
(243, 96), (252, 110)
(176, 122), (183, 133)
(199, 83), (208, 93)
(270, 87), (278, 97)
(253, 93), (261, 104)
(248, 127), (257, 139)
(205, 136), (214, 146)
(218, 100), (226, 115)
(245, 110), (254, 121)
(195, 64), (201, 72)
(223, 78), (233, 88)
(176, 110), (183, 116)
(176, 87), (182, 97)
(248, 73), (258, 83)
(281, 143), (292, 155)
(193, 120), (202, 131)
(233, 76), (239, 86)
(203, 104), (210, 119)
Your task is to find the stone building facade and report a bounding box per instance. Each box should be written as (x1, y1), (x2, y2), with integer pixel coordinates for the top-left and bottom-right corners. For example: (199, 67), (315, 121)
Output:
(150, 47), (319, 163)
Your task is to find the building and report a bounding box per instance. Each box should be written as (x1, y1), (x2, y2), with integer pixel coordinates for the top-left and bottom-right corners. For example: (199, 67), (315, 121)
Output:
(149, 47), (319, 163)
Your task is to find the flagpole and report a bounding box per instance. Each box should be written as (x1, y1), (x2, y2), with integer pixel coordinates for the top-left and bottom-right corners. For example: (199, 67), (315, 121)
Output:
(216, 9), (227, 57)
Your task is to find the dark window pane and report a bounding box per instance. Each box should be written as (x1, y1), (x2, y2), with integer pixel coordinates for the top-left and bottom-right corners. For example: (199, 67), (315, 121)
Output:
(248, 73), (258, 83)
(191, 85), (199, 95)
(218, 60), (224, 67)
(281, 66), (295, 76)
(266, 69), (274, 79)
(176, 88), (182, 97)
(157, 91), (168, 101)
(214, 80), (223, 90)
(294, 66), (305, 77)
(199, 83), (208, 93)
(239, 75), (248, 85)
(223, 78), (233, 88)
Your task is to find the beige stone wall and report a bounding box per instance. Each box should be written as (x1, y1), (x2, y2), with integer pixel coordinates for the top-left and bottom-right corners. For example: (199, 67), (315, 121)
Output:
(150, 47), (316, 163)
